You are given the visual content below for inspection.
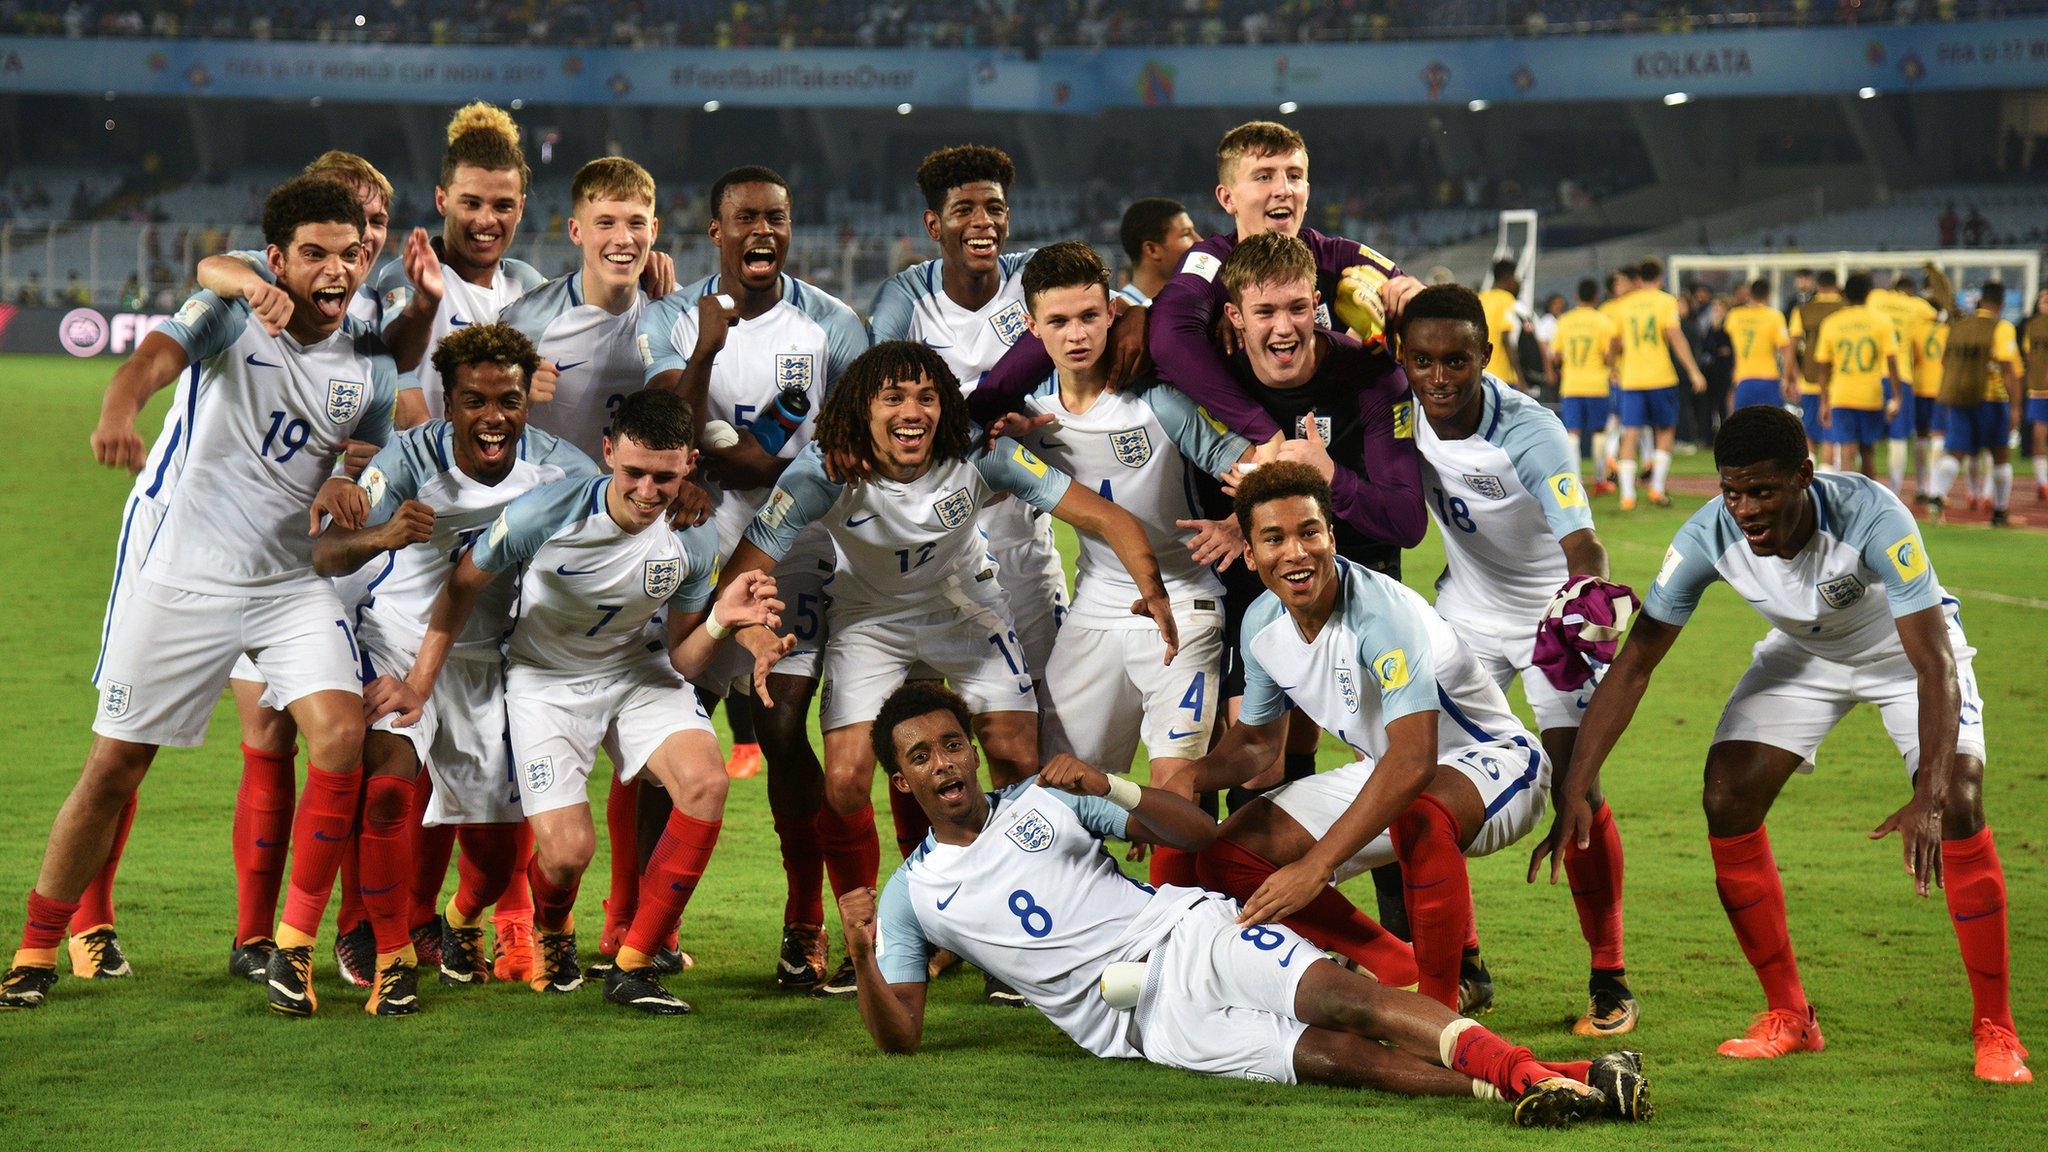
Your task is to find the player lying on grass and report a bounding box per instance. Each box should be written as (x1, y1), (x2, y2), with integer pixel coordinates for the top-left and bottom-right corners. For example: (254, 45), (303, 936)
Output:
(837, 681), (1650, 1127)
(1544, 404), (2030, 1084)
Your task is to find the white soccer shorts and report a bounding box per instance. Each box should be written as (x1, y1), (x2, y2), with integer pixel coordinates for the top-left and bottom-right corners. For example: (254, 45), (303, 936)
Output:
(818, 590), (1036, 733)
(1713, 623), (1988, 775)
(1134, 894), (1315, 1084)
(702, 530), (832, 693)
(1045, 602), (1224, 770)
(96, 494), (265, 689)
(988, 507), (1069, 677)
(1454, 615), (1601, 733)
(93, 578), (361, 747)
(506, 655), (716, 819)
(1267, 738), (1552, 883)
(354, 620), (518, 825)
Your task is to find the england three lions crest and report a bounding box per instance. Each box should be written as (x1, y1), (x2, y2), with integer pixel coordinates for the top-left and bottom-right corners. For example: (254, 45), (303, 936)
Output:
(990, 301), (1029, 346)
(1817, 574), (1866, 610)
(1005, 808), (1056, 853)
(101, 681), (132, 719)
(1336, 668), (1359, 713)
(934, 487), (974, 530)
(326, 378), (366, 424)
(1462, 473), (1508, 501)
(644, 557), (683, 600)
(1110, 427), (1152, 468)
(774, 352), (814, 396)
(1294, 414), (1333, 443)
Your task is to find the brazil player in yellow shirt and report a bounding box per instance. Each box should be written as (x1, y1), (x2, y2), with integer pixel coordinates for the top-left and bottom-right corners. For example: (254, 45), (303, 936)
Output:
(1552, 278), (1622, 494)
(1868, 274), (1940, 493)
(1723, 278), (1791, 413)
(1480, 258), (1535, 389)
(1812, 273), (1903, 481)
(1608, 258), (1705, 509)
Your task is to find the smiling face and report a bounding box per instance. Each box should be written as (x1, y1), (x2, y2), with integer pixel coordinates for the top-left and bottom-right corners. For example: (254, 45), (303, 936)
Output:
(1718, 458), (1814, 557)
(1218, 148), (1309, 239)
(351, 184), (390, 274)
(1026, 282), (1111, 376)
(711, 181), (791, 294)
(435, 164), (525, 270)
(570, 194), (656, 294)
(926, 180), (1008, 277)
(1226, 276), (1319, 390)
(886, 708), (987, 828)
(1400, 316), (1488, 431)
(1247, 492), (1338, 614)
(446, 361), (528, 484)
(601, 432), (692, 531)
(267, 220), (364, 338)
(868, 372), (944, 477)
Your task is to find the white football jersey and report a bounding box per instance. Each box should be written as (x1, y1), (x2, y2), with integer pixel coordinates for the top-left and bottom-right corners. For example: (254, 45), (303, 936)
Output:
(499, 271), (648, 463)
(746, 439), (1071, 623)
(1416, 377), (1596, 632)
(471, 474), (718, 676)
(140, 291), (397, 597)
(639, 272), (869, 555)
(1016, 380), (1244, 626)
(874, 779), (1203, 1059)
(1240, 559), (1537, 764)
(1645, 471), (1953, 664)
(373, 240), (546, 420)
(353, 421), (597, 660)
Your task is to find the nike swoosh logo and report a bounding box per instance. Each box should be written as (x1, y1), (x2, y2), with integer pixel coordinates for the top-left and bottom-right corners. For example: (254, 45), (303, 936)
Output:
(1037, 438), (1067, 449)
(245, 353), (282, 368)
(1954, 908), (2003, 922)
(846, 514), (879, 527)
(1723, 896), (1765, 914)
(312, 829), (344, 843)
(923, 340), (953, 350)
(268, 981), (308, 1001)
(361, 883), (399, 896)
(255, 838), (283, 848)
(450, 316), (472, 328)
(936, 884), (962, 910)
(1405, 877), (1449, 891)
(1165, 728), (1200, 740)
(554, 360), (587, 373)
(1279, 942), (1302, 967)
(555, 564), (601, 576)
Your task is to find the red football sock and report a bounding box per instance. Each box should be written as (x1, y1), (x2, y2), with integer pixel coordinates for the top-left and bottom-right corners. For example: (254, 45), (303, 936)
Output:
(1538, 1058), (1593, 1082)
(232, 743), (296, 945)
(1195, 837), (1418, 985)
(527, 855), (580, 934)
(408, 773), (453, 929)
(491, 822), (535, 930)
(334, 800), (365, 932)
(623, 812), (722, 957)
(602, 774), (640, 948)
(1562, 800), (1626, 971)
(772, 809), (826, 926)
(1464, 908), (1481, 955)
(452, 824), (521, 922)
(1391, 793), (1474, 1009)
(1449, 1023), (1555, 1098)
(20, 890), (80, 952)
(1709, 826), (1807, 1014)
(886, 785), (930, 859)
(70, 793), (137, 932)
(357, 775), (416, 955)
(278, 764), (362, 938)
(1941, 827), (2014, 1033)
(1147, 844), (1202, 889)
(815, 803), (882, 896)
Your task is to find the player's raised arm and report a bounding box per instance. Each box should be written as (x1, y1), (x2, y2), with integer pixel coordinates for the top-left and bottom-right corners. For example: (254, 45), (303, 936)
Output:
(1040, 753), (1218, 852)
(838, 885), (929, 1054)
(195, 251), (294, 335)
(92, 331), (191, 472)
(666, 566), (785, 685)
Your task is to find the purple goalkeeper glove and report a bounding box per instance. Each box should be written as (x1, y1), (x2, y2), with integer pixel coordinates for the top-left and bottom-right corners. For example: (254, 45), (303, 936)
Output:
(1532, 575), (1640, 692)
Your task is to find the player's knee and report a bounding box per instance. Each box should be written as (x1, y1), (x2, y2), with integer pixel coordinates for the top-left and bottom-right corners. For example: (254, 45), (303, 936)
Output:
(1941, 756), (1987, 830)
(301, 724), (364, 773)
(79, 738), (153, 801)
(238, 706), (296, 756)
(534, 831), (593, 880)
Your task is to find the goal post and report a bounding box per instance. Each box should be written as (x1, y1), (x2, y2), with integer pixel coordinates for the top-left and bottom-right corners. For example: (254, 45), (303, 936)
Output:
(1668, 249), (2040, 319)
(1489, 209), (1540, 312)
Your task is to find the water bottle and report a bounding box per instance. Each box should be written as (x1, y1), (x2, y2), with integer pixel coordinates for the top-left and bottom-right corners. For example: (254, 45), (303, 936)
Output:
(748, 382), (812, 454)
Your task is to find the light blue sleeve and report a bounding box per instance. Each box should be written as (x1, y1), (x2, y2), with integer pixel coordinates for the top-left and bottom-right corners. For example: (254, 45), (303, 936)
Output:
(671, 520), (718, 613)
(1143, 383), (1251, 478)
(974, 438), (1072, 515)
(225, 248), (277, 285)
(523, 426), (599, 480)
(351, 343), (400, 448)
(370, 261), (413, 339)
(866, 267), (920, 343)
(1352, 576), (1439, 726)
(1642, 512), (1726, 627)
(503, 257), (549, 295)
(1236, 596), (1291, 727)
(158, 290), (249, 364)
(1847, 484), (1943, 616)
(742, 443), (841, 559)
(470, 476), (598, 575)
(873, 869), (932, 986)
(496, 280), (558, 347)
(359, 425), (439, 525)
(1040, 783), (1132, 842)
(1495, 396), (1596, 540)
(636, 293), (690, 382)
(806, 289), (870, 389)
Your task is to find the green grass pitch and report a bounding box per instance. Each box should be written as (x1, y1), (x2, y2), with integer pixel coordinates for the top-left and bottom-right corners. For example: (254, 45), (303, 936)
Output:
(0, 354), (2040, 1149)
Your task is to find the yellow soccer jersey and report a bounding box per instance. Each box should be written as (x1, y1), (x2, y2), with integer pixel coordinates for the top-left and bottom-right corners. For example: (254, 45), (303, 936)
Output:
(1991, 318), (2020, 403)
(1917, 322), (1947, 398)
(1612, 288), (1681, 390)
(1723, 302), (1789, 382)
(1479, 287), (1522, 384)
(1867, 288), (1932, 388)
(1814, 305), (1900, 411)
(1552, 306), (1620, 398)
(1789, 291), (1845, 396)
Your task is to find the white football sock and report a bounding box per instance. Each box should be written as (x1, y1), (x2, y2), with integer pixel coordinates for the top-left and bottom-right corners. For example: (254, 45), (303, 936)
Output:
(1650, 449), (1672, 496)
(2033, 455), (2047, 486)
(1932, 455), (1962, 502)
(1887, 439), (1908, 492)
(1993, 463), (2013, 510)
(1618, 460), (1637, 503)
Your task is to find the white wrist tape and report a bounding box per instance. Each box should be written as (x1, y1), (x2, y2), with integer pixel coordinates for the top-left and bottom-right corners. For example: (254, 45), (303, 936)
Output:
(704, 607), (730, 641)
(1103, 774), (1143, 812)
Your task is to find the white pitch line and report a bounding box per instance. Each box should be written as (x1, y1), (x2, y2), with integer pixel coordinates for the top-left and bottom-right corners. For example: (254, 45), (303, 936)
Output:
(1952, 588), (2048, 610)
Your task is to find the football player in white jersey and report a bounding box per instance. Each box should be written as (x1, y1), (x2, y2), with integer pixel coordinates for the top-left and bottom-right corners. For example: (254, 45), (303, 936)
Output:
(1398, 285), (1637, 1037)
(312, 323), (596, 1013)
(370, 389), (779, 1015)
(716, 340), (1176, 997)
(3, 178), (396, 1014)
(1114, 197), (1200, 309)
(837, 682), (1646, 1127)
(1164, 465), (1551, 1014)
(996, 242), (1257, 891)
(1551, 406), (2029, 1084)
(640, 164), (868, 990)
(376, 103), (548, 427)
